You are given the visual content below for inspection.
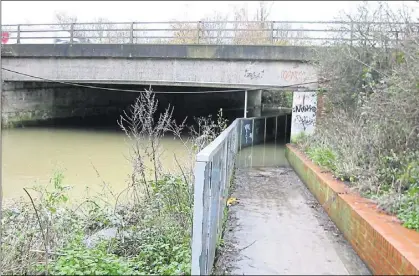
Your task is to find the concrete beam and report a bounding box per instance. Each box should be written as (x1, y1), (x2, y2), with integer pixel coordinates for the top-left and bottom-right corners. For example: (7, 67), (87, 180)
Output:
(2, 57), (318, 90)
(1, 44), (316, 62)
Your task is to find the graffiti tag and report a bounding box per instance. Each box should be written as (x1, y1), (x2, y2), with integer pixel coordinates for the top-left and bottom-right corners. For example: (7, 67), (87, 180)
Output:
(244, 123), (253, 143)
(281, 70), (307, 82)
(244, 69), (264, 80)
(294, 115), (315, 131)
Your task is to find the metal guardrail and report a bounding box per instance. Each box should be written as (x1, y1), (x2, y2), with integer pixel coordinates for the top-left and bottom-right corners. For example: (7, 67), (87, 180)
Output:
(2, 20), (418, 46)
(191, 114), (288, 275)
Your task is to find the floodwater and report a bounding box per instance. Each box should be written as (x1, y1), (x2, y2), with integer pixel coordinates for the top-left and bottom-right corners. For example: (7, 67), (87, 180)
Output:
(236, 141), (289, 169)
(2, 126), (189, 200)
(2, 117), (288, 201)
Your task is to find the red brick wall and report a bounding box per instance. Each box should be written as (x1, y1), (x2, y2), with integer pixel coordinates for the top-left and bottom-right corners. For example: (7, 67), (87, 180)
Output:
(286, 144), (419, 275)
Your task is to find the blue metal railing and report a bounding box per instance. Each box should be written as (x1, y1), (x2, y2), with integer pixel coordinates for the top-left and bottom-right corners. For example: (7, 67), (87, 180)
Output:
(191, 114), (288, 275)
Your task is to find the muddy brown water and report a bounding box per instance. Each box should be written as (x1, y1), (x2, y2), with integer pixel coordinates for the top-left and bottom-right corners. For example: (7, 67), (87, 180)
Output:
(2, 126), (189, 200)
(2, 128), (287, 201)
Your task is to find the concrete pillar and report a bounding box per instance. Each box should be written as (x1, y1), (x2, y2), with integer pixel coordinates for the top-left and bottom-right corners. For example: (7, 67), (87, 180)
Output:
(247, 90), (262, 117)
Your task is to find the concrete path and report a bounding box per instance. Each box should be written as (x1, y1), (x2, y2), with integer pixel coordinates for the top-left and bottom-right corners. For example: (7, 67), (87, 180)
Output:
(214, 166), (371, 275)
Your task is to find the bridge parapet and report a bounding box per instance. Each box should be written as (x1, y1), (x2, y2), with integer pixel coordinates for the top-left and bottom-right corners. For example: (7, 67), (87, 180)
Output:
(1, 44), (315, 62)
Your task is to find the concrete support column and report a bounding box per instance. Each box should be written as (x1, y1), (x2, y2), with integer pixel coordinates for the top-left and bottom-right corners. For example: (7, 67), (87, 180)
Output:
(247, 90), (262, 117)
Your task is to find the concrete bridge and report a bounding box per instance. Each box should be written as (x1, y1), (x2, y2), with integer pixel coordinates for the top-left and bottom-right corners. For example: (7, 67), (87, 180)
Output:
(2, 44), (317, 89)
(1, 44), (317, 126)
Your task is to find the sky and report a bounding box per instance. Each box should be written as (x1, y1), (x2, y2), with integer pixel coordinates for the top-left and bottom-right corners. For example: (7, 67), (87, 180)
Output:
(2, 1), (419, 25)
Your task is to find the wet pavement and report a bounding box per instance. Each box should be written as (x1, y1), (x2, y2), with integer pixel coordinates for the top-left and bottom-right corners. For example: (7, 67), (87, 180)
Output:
(214, 166), (371, 275)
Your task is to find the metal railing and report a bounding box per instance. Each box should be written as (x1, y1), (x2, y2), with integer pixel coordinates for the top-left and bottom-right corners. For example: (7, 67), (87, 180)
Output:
(2, 20), (418, 46)
(191, 114), (288, 275)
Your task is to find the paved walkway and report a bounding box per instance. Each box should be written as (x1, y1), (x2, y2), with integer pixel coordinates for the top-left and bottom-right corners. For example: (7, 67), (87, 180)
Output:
(214, 166), (371, 275)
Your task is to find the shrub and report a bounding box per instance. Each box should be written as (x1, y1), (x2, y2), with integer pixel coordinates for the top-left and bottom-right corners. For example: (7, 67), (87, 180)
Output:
(306, 146), (337, 172)
(294, 1), (419, 231)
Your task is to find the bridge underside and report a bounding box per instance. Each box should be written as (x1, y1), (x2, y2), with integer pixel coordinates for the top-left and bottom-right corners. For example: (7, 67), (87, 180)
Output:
(1, 82), (263, 127)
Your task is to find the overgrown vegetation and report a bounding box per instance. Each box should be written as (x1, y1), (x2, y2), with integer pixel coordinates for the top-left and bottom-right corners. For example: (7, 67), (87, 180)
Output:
(262, 90), (293, 108)
(294, 2), (419, 231)
(0, 88), (228, 274)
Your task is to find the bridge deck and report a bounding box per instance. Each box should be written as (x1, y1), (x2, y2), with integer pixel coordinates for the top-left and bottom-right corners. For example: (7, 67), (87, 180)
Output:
(214, 149), (371, 275)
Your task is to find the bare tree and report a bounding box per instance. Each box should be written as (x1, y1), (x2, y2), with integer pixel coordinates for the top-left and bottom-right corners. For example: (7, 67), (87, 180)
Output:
(169, 1), (309, 45)
(54, 12), (130, 43)
(200, 12), (229, 44)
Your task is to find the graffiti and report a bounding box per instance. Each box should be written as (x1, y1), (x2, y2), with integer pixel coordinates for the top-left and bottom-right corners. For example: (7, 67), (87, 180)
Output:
(292, 93), (317, 113)
(244, 123), (253, 143)
(281, 70), (307, 82)
(295, 115), (315, 131)
(244, 69), (264, 80)
(293, 104), (317, 113)
(290, 91), (317, 138)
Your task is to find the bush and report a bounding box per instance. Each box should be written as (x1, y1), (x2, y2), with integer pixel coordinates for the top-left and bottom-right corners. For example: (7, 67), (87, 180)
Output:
(48, 235), (138, 276)
(306, 146), (337, 172)
(294, 1), (419, 231)
(398, 184), (419, 231)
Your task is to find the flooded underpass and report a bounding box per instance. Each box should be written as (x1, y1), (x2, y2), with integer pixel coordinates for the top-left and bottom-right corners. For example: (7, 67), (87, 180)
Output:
(2, 124), (190, 200)
(1, 84), (247, 201)
(215, 141), (371, 275)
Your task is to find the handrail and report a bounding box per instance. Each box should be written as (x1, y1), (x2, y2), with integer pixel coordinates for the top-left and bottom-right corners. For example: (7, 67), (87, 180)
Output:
(2, 20), (416, 46)
(191, 114), (288, 275)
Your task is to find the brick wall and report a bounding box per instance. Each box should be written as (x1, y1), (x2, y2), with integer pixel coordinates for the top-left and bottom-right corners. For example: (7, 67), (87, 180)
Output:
(286, 144), (419, 275)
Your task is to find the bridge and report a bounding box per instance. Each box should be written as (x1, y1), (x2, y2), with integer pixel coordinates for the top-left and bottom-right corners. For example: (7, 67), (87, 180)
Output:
(2, 21), (417, 275)
(1, 20), (405, 126)
(1, 43), (317, 126)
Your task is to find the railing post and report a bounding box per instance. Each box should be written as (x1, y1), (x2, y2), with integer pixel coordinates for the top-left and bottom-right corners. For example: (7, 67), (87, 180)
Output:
(251, 119), (255, 147)
(270, 21), (274, 44)
(264, 117), (267, 143)
(17, 25), (21, 44)
(197, 21), (202, 44)
(130, 22), (134, 44)
(191, 161), (207, 275)
(70, 23), (74, 44)
(244, 90), (248, 118)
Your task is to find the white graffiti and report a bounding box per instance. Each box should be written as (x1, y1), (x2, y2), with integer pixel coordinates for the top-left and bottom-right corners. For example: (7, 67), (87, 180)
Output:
(244, 123), (253, 143)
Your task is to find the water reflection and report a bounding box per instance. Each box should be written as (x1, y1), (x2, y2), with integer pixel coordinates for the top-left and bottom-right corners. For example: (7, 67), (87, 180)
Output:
(236, 141), (288, 168)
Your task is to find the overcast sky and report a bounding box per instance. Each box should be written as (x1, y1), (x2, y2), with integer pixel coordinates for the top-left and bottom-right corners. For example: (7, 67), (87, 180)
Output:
(2, 1), (418, 25)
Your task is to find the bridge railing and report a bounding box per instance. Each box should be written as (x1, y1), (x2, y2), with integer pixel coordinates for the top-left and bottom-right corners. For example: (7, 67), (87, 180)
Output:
(191, 114), (288, 275)
(2, 20), (418, 46)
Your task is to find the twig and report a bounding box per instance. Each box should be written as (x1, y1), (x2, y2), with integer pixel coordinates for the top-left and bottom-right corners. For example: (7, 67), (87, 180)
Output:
(30, 249), (66, 256)
(173, 153), (189, 187)
(23, 188), (49, 275)
(238, 240), (256, 252)
(90, 161), (117, 201)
